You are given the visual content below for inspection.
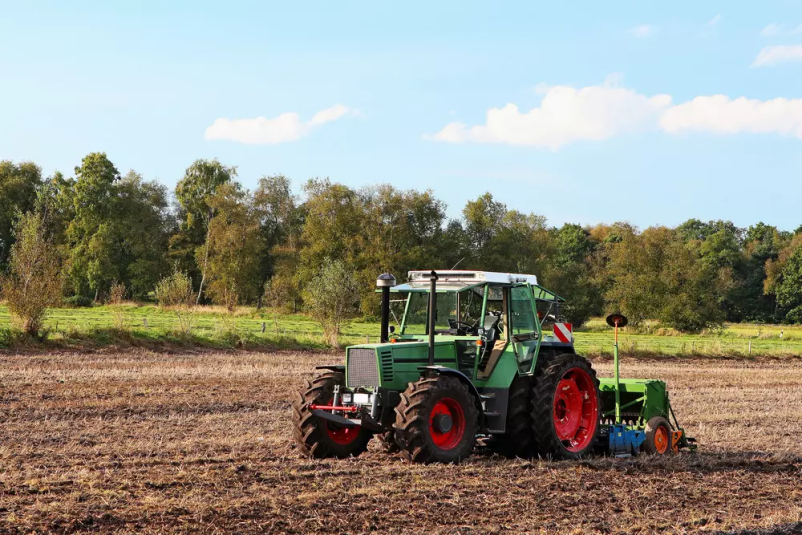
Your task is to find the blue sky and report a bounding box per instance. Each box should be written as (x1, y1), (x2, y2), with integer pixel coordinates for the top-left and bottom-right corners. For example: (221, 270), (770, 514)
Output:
(2, 1), (802, 230)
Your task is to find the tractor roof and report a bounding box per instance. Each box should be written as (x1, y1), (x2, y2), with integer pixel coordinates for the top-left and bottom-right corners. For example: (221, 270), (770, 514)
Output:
(408, 270), (538, 285)
(390, 270), (539, 293)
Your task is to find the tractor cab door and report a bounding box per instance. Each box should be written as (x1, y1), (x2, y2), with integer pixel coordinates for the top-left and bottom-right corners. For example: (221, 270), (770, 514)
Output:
(509, 284), (541, 375)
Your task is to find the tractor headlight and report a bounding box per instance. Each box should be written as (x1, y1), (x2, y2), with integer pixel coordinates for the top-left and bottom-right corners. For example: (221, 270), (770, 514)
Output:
(341, 393), (352, 403)
(353, 393), (371, 405)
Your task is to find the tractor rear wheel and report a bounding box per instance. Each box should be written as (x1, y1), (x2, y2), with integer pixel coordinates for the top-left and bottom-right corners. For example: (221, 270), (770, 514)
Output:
(643, 416), (673, 455)
(531, 354), (601, 460)
(488, 376), (537, 458)
(292, 370), (372, 459)
(394, 375), (479, 463)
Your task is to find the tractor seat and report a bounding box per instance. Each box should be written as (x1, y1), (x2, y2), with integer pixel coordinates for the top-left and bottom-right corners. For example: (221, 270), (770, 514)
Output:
(482, 314), (501, 344)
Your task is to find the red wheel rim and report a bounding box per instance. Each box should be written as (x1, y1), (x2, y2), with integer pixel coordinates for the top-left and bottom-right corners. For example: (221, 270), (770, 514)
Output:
(553, 367), (599, 452)
(654, 426), (669, 454)
(429, 398), (466, 450)
(326, 423), (362, 445)
(319, 394), (362, 445)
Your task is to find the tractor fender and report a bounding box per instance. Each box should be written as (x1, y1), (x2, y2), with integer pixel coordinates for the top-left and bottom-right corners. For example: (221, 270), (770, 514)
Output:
(315, 365), (346, 373)
(417, 366), (486, 424)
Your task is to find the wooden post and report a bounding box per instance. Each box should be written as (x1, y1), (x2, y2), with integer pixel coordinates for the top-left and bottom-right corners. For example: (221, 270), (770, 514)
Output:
(365, 335), (370, 343)
(143, 318), (148, 329)
(748, 340), (752, 355)
(261, 322), (266, 333)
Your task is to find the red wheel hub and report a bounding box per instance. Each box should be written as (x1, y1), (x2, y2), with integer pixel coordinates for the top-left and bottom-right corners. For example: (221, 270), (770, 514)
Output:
(553, 367), (598, 452)
(429, 398), (466, 450)
(318, 394), (362, 445)
(326, 424), (362, 445)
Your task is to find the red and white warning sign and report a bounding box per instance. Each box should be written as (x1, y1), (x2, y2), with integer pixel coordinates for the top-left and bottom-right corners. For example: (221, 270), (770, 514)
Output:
(553, 322), (573, 343)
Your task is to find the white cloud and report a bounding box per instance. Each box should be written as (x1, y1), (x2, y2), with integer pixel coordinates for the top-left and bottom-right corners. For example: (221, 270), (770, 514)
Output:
(427, 78), (802, 149)
(706, 14), (722, 26)
(205, 104), (354, 144)
(759, 23), (802, 37)
(660, 95), (802, 137)
(760, 23), (783, 37)
(427, 81), (672, 150)
(629, 25), (653, 38)
(752, 45), (802, 67)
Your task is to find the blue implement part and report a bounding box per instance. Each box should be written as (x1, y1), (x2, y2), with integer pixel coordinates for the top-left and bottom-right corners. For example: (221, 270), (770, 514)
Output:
(607, 425), (646, 457)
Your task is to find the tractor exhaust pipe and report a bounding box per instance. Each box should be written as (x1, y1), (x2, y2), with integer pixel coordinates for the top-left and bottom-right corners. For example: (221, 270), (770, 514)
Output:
(377, 273), (396, 343)
(428, 270), (438, 366)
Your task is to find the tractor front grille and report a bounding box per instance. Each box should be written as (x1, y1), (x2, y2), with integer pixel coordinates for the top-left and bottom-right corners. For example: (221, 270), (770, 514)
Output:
(347, 348), (380, 388)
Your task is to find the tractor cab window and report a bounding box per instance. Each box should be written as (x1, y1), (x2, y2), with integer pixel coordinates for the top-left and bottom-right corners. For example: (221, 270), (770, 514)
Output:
(509, 285), (539, 374)
(457, 287), (484, 332)
(434, 292), (458, 333)
(401, 288), (484, 336)
(401, 291), (459, 335)
(402, 292), (429, 335)
(510, 286), (537, 335)
(484, 286), (505, 338)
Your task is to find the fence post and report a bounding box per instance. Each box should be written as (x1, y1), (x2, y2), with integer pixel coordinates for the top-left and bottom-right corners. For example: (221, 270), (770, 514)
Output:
(748, 340), (752, 355)
(261, 322), (266, 333)
(143, 318), (148, 329)
(366, 335), (370, 343)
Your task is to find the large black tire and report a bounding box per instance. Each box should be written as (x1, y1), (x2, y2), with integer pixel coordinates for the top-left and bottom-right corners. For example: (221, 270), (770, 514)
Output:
(394, 375), (479, 463)
(531, 354), (601, 460)
(488, 376), (537, 458)
(643, 416), (673, 455)
(292, 370), (372, 459)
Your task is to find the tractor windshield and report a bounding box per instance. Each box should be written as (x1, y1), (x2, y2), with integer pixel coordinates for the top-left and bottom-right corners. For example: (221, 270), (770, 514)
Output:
(401, 285), (485, 335)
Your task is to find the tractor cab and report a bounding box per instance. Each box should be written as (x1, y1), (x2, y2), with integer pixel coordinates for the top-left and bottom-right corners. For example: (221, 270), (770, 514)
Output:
(387, 270), (570, 380)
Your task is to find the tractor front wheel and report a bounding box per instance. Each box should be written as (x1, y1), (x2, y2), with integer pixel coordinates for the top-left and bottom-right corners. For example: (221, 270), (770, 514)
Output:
(643, 416), (673, 455)
(292, 370), (372, 459)
(394, 375), (479, 463)
(531, 354), (601, 459)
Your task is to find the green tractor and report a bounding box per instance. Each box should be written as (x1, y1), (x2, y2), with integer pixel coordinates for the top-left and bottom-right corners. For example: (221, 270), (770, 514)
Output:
(293, 270), (694, 463)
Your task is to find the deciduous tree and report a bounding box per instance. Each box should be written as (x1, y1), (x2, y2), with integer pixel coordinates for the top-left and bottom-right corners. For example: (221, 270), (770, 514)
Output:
(174, 159), (236, 303)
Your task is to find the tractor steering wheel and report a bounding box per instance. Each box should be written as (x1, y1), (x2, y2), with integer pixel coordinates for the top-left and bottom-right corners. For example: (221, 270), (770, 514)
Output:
(448, 319), (479, 335)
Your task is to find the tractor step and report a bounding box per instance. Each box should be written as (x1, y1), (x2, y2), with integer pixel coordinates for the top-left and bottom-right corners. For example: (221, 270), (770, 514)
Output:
(479, 393), (495, 400)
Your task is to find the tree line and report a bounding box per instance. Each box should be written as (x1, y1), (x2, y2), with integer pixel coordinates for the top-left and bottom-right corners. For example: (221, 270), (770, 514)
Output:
(2, 153), (802, 335)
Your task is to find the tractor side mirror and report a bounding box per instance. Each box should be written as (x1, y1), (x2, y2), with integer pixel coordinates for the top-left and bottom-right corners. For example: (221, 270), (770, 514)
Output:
(389, 325), (395, 333)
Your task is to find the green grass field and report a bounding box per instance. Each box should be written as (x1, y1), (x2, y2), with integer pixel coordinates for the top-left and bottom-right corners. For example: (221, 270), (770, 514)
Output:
(1, 303), (801, 357)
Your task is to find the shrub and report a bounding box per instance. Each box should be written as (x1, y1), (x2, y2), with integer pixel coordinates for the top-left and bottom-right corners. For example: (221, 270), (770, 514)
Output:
(108, 281), (127, 329)
(302, 260), (359, 346)
(0, 212), (62, 336)
(155, 271), (196, 335)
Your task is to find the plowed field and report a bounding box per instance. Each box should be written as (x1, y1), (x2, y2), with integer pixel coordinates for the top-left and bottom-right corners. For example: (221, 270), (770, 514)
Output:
(1, 351), (800, 533)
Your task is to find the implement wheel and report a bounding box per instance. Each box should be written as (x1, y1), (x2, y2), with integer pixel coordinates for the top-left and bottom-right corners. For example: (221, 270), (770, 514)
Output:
(292, 371), (372, 459)
(394, 375), (479, 463)
(643, 416), (673, 455)
(531, 354), (601, 459)
(488, 376), (537, 458)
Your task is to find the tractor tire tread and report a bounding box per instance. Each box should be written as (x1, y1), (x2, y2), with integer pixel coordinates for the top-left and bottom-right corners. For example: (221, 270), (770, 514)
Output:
(292, 370), (372, 459)
(530, 353), (601, 460)
(394, 375), (479, 463)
